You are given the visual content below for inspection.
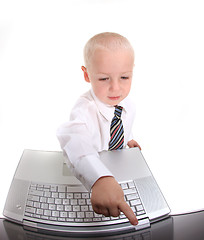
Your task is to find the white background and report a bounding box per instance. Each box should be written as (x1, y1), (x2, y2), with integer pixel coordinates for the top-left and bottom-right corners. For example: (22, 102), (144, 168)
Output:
(0, 0), (204, 217)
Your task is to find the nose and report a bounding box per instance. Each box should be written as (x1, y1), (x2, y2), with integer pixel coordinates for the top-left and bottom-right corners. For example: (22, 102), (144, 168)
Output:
(109, 79), (120, 92)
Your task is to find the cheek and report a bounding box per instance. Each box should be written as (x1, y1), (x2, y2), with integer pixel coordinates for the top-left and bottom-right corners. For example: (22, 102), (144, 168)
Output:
(92, 84), (106, 97)
(122, 81), (132, 92)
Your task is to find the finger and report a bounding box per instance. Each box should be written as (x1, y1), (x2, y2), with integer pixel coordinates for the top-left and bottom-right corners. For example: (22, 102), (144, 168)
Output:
(137, 143), (142, 150)
(101, 208), (110, 217)
(93, 205), (110, 217)
(109, 207), (120, 217)
(119, 201), (138, 225)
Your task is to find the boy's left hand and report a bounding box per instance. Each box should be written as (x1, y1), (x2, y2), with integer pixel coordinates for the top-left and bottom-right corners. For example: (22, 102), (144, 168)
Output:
(127, 139), (141, 150)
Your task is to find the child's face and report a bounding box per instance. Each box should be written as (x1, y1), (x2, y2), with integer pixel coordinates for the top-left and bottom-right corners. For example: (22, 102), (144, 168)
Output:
(83, 48), (134, 106)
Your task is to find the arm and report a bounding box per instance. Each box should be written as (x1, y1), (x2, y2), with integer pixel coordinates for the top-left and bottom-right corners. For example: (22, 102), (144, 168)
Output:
(91, 176), (138, 226)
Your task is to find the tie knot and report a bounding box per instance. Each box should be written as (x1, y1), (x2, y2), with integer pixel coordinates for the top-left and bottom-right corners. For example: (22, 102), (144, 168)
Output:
(114, 106), (123, 119)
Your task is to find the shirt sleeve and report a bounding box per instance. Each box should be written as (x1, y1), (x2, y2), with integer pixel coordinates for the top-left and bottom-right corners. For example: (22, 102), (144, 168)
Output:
(56, 105), (113, 191)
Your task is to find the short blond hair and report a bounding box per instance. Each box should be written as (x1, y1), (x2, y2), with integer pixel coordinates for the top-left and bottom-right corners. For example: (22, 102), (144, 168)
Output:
(83, 32), (134, 69)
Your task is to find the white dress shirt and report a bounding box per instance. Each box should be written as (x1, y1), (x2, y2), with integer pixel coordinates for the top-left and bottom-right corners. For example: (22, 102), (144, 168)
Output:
(56, 89), (136, 190)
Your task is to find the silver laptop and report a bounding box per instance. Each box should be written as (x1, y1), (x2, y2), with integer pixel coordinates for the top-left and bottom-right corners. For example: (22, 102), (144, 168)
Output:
(3, 147), (170, 236)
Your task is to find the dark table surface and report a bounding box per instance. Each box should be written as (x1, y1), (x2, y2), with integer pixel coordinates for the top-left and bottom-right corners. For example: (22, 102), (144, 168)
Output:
(1, 211), (204, 240)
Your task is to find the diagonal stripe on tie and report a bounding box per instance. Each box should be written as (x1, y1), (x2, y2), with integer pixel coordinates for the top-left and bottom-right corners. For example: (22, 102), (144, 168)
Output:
(109, 106), (124, 151)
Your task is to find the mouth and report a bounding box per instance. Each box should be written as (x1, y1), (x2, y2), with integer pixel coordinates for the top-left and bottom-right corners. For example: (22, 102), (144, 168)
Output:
(108, 96), (121, 101)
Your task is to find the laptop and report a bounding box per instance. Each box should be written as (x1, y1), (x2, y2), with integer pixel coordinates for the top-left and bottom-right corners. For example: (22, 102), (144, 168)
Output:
(3, 147), (170, 236)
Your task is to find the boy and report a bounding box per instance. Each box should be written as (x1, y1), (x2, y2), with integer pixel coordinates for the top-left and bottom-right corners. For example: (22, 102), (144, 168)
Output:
(57, 32), (141, 226)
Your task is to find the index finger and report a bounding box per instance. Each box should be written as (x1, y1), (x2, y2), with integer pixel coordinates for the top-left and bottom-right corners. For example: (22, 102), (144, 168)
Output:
(119, 201), (138, 226)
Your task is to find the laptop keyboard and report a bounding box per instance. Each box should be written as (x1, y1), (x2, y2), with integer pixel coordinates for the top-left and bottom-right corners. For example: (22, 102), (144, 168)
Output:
(24, 180), (149, 228)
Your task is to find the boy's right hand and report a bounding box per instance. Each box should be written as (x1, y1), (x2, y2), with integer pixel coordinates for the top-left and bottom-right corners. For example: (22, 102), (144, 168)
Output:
(91, 176), (138, 226)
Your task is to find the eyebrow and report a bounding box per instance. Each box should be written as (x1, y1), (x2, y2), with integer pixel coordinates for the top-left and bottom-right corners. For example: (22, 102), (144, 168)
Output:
(96, 71), (133, 75)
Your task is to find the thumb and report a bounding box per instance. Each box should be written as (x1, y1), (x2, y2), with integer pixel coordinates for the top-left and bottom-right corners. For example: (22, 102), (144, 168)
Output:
(119, 201), (138, 226)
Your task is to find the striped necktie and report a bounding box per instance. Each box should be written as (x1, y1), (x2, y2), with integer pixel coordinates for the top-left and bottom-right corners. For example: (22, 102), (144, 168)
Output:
(109, 106), (124, 150)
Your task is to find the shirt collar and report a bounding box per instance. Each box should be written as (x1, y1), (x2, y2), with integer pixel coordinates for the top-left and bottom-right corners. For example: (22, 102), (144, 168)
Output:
(90, 88), (130, 121)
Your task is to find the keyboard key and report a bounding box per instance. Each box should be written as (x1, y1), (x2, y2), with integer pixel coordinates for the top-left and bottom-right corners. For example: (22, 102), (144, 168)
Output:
(74, 193), (81, 199)
(44, 191), (51, 197)
(89, 205), (93, 211)
(55, 199), (62, 205)
(130, 199), (141, 206)
(126, 193), (138, 201)
(85, 212), (94, 218)
(123, 188), (137, 195)
(28, 195), (40, 202)
(93, 218), (101, 222)
(56, 205), (64, 211)
(59, 193), (66, 199)
(94, 213), (102, 217)
(86, 199), (91, 205)
(63, 199), (70, 205)
(102, 217), (111, 221)
(26, 201), (34, 207)
(41, 203), (48, 209)
(84, 218), (92, 222)
(58, 186), (66, 192)
(48, 204), (56, 210)
(137, 210), (146, 216)
(44, 210), (51, 216)
(67, 193), (74, 199)
(52, 211), (59, 217)
(65, 205), (72, 211)
(52, 192), (58, 198)
(47, 198), (55, 204)
(34, 202), (41, 208)
(51, 186), (57, 192)
(73, 206), (80, 212)
(40, 197), (47, 203)
(77, 212), (85, 218)
(29, 189), (44, 197)
(36, 209), (43, 215)
(120, 183), (128, 189)
(128, 181), (135, 188)
(78, 199), (86, 205)
(26, 207), (36, 214)
(136, 205), (144, 211)
(82, 193), (89, 199)
(81, 206), (88, 212)
(70, 199), (78, 205)
(75, 219), (83, 222)
(67, 218), (74, 222)
(69, 212), (76, 218)
(60, 212), (67, 218)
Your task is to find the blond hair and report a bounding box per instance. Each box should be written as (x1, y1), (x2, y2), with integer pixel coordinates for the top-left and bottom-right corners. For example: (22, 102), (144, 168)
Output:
(83, 32), (134, 69)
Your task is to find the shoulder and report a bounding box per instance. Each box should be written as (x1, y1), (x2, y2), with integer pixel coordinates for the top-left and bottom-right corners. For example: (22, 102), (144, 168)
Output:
(70, 90), (98, 120)
(122, 95), (136, 113)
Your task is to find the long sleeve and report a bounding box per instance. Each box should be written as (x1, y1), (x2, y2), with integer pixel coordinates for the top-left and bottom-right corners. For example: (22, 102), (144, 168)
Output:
(56, 96), (113, 191)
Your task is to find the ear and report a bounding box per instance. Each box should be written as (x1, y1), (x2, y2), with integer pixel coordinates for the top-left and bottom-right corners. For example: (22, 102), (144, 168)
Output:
(81, 66), (90, 83)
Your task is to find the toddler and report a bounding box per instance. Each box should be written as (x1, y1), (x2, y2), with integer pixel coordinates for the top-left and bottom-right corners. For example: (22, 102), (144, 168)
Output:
(57, 32), (141, 225)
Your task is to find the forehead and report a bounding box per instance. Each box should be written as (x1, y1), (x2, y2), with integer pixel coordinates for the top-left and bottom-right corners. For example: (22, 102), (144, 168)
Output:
(89, 48), (134, 74)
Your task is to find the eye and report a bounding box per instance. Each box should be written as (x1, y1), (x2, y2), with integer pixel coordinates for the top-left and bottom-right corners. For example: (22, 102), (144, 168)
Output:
(99, 77), (109, 81)
(121, 76), (129, 80)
